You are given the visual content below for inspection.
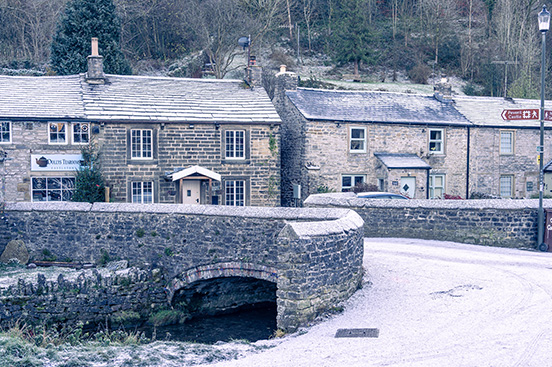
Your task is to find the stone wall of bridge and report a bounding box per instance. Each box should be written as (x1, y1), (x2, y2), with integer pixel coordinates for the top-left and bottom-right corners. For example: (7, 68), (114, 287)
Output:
(0, 202), (364, 331)
(305, 193), (546, 249)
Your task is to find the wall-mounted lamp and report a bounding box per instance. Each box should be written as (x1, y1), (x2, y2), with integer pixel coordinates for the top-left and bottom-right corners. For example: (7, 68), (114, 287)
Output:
(189, 124), (195, 129)
(100, 121), (105, 127)
(336, 122), (341, 128)
(160, 123), (165, 130)
(215, 123), (220, 130)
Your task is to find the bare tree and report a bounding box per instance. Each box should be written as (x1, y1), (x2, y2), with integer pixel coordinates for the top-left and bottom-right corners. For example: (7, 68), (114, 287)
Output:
(0, 0), (65, 63)
(186, 0), (253, 78)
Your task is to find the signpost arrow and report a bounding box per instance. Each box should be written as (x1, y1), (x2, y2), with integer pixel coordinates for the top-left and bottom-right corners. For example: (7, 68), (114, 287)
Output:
(501, 109), (540, 120)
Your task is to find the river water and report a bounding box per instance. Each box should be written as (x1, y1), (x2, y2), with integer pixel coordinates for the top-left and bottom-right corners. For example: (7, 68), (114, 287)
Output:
(138, 302), (277, 344)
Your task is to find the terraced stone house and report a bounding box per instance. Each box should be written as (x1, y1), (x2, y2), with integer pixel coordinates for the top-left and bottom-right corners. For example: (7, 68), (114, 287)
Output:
(271, 68), (552, 205)
(0, 43), (281, 206)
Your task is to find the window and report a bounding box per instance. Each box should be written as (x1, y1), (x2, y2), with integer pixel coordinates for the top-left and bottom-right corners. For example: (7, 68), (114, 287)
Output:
(131, 129), (152, 159)
(132, 182), (153, 203)
(49, 122), (67, 144)
(429, 128), (444, 154)
(0, 121), (11, 143)
(429, 174), (445, 199)
(500, 175), (514, 198)
(225, 130), (245, 159)
(342, 174), (365, 192)
(225, 180), (245, 206)
(500, 130), (514, 154)
(350, 127), (366, 153)
(32, 177), (74, 201)
(73, 123), (90, 144)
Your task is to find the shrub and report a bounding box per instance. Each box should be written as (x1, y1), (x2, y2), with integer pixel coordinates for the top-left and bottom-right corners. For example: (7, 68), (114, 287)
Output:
(407, 63), (431, 84)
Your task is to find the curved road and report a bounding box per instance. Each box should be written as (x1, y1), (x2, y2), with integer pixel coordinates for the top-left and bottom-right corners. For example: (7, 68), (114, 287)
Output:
(213, 238), (552, 367)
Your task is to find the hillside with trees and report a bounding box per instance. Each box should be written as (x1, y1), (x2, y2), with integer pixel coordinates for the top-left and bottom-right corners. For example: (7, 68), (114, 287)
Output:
(0, 0), (548, 98)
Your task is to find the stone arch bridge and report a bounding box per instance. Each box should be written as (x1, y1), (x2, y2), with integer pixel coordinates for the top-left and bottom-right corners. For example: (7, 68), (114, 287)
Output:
(1, 202), (364, 331)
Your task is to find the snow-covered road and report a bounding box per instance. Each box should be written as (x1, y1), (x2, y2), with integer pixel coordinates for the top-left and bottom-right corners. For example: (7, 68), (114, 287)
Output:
(213, 238), (552, 367)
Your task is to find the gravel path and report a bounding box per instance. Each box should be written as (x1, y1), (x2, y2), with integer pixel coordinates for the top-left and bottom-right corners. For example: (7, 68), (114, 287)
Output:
(212, 238), (552, 367)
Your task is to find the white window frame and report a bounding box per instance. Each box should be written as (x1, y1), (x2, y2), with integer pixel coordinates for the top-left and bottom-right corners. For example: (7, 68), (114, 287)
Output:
(130, 129), (153, 159)
(0, 121), (11, 144)
(428, 128), (444, 154)
(132, 181), (154, 203)
(349, 126), (367, 153)
(500, 130), (514, 155)
(429, 174), (446, 199)
(48, 122), (68, 145)
(225, 180), (245, 206)
(31, 176), (75, 202)
(72, 122), (90, 145)
(499, 175), (514, 198)
(341, 174), (366, 192)
(225, 130), (245, 160)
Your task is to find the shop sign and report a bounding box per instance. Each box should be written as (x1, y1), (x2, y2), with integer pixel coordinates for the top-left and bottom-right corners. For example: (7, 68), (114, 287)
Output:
(31, 154), (83, 171)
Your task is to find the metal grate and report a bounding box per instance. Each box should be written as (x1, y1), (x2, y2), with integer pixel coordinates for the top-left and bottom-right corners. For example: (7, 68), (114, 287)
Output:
(335, 328), (379, 338)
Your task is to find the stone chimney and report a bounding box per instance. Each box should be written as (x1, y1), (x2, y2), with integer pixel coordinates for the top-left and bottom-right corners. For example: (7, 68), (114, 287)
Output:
(245, 55), (262, 87)
(275, 65), (298, 92)
(86, 38), (105, 84)
(434, 76), (452, 103)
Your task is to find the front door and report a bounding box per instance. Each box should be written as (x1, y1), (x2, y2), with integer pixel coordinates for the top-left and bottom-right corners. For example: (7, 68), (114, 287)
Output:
(182, 180), (201, 204)
(400, 177), (416, 198)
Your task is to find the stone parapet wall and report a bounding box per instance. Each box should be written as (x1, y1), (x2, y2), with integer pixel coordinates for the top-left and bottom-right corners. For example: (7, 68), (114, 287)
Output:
(305, 193), (548, 249)
(1, 202), (364, 331)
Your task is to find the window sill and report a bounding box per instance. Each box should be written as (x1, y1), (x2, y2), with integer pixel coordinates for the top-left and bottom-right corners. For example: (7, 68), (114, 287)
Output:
(127, 159), (158, 165)
(222, 159), (250, 165)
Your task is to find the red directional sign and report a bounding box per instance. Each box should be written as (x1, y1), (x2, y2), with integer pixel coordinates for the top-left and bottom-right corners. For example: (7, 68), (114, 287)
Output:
(544, 110), (552, 121)
(501, 109), (539, 120)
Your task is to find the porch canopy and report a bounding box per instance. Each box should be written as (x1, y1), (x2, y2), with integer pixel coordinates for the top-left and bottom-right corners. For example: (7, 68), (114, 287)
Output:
(168, 165), (221, 181)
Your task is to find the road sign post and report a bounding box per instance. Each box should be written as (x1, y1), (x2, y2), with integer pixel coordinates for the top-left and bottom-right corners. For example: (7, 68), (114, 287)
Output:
(501, 109), (540, 120)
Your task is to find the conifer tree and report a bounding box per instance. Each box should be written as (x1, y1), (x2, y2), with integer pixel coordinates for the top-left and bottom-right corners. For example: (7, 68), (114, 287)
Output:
(72, 142), (106, 203)
(50, 0), (131, 75)
(329, 0), (378, 76)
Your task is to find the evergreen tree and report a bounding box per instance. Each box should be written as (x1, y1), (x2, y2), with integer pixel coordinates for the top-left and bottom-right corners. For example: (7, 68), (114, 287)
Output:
(72, 143), (106, 203)
(50, 0), (131, 75)
(328, 0), (378, 76)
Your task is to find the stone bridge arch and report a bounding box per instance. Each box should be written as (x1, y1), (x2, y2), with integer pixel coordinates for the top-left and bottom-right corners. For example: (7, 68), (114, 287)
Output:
(167, 262), (279, 304)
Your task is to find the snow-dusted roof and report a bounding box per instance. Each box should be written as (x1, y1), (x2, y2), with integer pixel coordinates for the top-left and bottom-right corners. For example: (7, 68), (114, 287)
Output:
(169, 165), (221, 181)
(0, 74), (281, 124)
(286, 88), (471, 126)
(452, 95), (546, 128)
(0, 75), (84, 119)
(375, 153), (432, 169)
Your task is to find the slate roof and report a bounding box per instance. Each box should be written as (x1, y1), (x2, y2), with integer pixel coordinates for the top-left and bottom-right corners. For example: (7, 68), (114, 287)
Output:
(286, 88), (471, 126)
(452, 95), (545, 128)
(0, 74), (280, 124)
(0, 75), (84, 119)
(375, 153), (432, 169)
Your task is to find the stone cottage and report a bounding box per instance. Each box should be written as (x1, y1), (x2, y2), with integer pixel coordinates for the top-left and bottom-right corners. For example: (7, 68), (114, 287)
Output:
(0, 40), (281, 206)
(271, 68), (552, 205)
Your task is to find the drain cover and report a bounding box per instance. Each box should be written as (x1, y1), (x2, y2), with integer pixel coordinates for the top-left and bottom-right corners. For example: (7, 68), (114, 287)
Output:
(335, 328), (379, 338)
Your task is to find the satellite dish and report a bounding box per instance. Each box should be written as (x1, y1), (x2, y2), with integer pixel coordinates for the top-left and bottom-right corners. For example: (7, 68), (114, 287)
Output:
(238, 36), (250, 49)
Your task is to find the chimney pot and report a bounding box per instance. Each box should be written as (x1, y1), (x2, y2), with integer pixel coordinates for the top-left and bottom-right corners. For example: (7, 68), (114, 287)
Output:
(280, 65), (287, 73)
(91, 38), (99, 56)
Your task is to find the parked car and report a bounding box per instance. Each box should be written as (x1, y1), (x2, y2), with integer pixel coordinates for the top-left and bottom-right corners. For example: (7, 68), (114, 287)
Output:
(356, 192), (408, 199)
